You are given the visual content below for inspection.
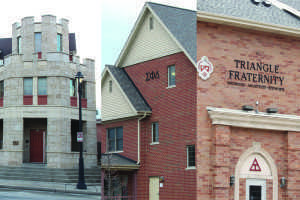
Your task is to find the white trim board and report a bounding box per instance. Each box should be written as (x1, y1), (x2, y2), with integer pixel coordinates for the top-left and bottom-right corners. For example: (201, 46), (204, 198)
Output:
(207, 107), (300, 132)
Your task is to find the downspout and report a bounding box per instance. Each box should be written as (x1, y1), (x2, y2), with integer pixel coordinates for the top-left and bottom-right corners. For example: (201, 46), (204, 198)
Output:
(137, 113), (147, 165)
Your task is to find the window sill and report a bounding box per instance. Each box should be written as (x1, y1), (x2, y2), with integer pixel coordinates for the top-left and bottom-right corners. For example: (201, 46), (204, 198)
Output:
(185, 167), (196, 170)
(105, 151), (124, 154)
(166, 85), (176, 89)
(150, 142), (159, 145)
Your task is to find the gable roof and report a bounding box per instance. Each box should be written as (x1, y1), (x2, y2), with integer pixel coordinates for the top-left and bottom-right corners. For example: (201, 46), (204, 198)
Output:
(103, 65), (151, 113)
(147, 2), (197, 63)
(116, 2), (197, 67)
(197, 0), (300, 29)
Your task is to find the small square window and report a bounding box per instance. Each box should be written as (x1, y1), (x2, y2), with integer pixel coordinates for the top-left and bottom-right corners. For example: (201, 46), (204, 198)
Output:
(168, 65), (176, 87)
(152, 122), (159, 143)
(187, 145), (195, 168)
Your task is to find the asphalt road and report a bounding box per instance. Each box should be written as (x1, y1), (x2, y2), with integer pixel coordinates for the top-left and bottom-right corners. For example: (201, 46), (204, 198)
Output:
(0, 188), (101, 200)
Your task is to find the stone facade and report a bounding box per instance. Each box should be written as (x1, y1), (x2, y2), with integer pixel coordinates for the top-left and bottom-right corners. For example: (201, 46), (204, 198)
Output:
(0, 15), (97, 169)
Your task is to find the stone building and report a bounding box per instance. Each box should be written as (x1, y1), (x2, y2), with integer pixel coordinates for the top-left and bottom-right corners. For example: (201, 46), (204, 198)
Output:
(0, 15), (97, 169)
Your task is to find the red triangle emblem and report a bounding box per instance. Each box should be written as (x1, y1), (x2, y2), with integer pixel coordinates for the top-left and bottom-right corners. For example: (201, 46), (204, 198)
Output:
(250, 158), (261, 171)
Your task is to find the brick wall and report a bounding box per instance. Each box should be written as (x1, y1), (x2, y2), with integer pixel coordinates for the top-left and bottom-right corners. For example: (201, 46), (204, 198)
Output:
(196, 21), (300, 199)
(100, 118), (138, 161)
(125, 52), (197, 199)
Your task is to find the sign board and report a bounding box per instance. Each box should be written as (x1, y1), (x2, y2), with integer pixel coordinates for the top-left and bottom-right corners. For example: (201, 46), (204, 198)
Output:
(77, 132), (83, 142)
(197, 56), (214, 80)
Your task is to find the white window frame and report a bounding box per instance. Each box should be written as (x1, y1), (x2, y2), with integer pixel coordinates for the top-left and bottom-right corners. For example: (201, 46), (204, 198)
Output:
(151, 122), (159, 144)
(186, 145), (196, 169)
(246, 179), (266, 200)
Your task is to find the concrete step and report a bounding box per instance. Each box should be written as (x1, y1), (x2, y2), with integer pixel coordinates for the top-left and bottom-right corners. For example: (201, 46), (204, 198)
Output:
(0, 165), (101, 184)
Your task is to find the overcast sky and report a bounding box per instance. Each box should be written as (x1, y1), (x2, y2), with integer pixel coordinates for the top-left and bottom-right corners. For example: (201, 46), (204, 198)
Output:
(0, 0), (195, 109)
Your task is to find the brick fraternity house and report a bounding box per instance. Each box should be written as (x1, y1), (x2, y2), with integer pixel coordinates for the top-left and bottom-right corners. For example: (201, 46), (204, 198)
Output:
(0, 15), (97, 169)
(100, 1), (300, 199)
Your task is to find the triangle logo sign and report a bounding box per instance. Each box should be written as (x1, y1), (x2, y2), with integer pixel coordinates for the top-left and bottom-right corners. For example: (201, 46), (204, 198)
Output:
(249, 158), (261, 172)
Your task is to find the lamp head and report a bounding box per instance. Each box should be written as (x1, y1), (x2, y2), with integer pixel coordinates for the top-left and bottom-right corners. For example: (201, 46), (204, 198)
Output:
(75, 72), (84, 83)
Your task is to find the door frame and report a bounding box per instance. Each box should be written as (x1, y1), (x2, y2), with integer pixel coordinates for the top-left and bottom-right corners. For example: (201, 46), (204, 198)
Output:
(246, 179), (266, 200)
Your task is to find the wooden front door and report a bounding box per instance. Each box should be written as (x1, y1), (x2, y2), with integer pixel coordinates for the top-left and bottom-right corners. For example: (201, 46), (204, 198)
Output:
(149, 177), (159, 200)
(30, 129), (44, 163)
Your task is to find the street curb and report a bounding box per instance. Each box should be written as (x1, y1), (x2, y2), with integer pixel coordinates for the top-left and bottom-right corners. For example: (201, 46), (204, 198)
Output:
(0, 185), (101, 196)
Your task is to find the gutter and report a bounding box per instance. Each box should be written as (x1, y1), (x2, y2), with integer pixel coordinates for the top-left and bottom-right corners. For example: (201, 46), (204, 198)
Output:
(269, 0), (300, 18)
(137, 113), (148, 165)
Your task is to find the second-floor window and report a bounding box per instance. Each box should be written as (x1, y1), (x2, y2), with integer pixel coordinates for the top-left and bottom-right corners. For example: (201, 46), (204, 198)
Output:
(34, 32), (42, 53)
(107, 127), (123, 152)
(81, 81), (87, 99)
(24, 78), (33, 95)
(24, 78), (33, 105)
(38, 77), (47, 95)
(0, 81), (4, 98)
(57, 34), (62, 52)
(187, 145), (195, 168)
(152, 122), (159, 143)
(70, 79), (76, 97)
(168, 65), (176, 87)
(17, 36), (22, 54)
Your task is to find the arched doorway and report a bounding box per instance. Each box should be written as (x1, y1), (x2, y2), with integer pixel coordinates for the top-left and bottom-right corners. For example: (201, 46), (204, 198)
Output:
(234, 142), (278, 200)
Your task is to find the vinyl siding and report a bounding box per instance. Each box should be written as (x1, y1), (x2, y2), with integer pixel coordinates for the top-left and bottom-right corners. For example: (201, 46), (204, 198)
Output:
(101, 74), (136, 121)
(121, 11), (181, 67)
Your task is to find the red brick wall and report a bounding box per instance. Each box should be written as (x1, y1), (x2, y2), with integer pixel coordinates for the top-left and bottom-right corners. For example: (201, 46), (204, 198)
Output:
(125, 52), (197, 199)
(99, 118), (139, 161)
(196, 21), (300, 199)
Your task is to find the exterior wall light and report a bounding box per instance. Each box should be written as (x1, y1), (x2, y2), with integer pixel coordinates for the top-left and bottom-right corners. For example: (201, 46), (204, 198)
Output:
(230, 175), (235, 186)
(266, 108), (278, 114)
(280, 177), (286, 188)
(242, 105), (254, 111)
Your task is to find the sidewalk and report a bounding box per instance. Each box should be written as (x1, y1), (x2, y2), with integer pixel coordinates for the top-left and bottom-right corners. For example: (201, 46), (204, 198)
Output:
(0, 179), (101, 195)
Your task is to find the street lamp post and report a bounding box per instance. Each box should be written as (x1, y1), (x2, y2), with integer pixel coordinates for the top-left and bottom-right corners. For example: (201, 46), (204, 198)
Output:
(75, 71), (87, 190)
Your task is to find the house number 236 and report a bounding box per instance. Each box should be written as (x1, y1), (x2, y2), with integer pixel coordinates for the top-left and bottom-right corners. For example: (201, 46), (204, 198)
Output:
(146, 71), (159, 81)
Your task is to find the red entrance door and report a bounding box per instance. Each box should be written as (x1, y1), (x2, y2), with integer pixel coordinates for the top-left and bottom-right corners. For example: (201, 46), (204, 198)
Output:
(30, 129), (44, 163)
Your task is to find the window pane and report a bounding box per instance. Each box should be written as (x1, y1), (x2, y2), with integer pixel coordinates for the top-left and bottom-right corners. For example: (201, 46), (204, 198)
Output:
(24, 78), (33, 95)
(152, 122), (159, 142)
(81, 81), (87, 98)
(70, 79), (76, 97)
(57, 34), (62, 52)
(188, 145), (195, 167)
(116, 127), (123, 151)
(34, 33), (42, 53)
(0, 81), (4, 98)
(168, 65), (176, 86)
(17, 37), (22, 54)
(108, 128), (115, 151)
(38, 77), (47, 95)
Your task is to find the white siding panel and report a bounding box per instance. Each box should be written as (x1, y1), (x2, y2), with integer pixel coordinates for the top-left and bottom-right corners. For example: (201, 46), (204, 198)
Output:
(101, 75), (136, 121)
(121, 12), (181, 67)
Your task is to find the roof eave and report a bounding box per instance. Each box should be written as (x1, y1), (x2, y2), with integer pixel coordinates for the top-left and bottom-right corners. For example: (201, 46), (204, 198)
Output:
(197, 10), (300, 38)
